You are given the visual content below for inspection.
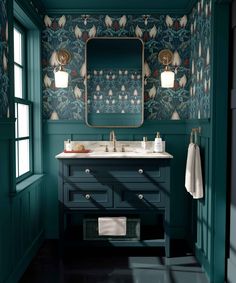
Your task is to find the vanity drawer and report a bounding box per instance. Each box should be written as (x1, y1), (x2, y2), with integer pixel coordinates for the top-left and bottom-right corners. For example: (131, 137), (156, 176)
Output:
(64, 183), (113, 209)
(108, 164), (165, 182)
(63, 160), (166, 182)
(115, 183), (165, 209)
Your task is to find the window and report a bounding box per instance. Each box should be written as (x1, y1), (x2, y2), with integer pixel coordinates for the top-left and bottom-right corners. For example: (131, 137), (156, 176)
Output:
(14, 22), (33, 181)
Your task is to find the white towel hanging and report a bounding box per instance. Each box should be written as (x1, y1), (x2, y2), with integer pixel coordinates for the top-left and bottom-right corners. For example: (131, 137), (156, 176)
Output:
(192, 144), (203, 199)
(185, 129), (204, 199)
(185, 143), (195, 194)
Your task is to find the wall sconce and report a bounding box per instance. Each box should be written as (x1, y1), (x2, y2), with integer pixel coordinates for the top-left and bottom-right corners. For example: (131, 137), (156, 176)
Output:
(54, 49), (71, 88)
(158, 49), (175, 88)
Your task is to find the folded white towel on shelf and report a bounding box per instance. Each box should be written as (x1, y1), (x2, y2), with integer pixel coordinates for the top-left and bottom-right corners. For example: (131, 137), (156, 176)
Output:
(98, 217), (127, 236)
(185, 143), (204, 199)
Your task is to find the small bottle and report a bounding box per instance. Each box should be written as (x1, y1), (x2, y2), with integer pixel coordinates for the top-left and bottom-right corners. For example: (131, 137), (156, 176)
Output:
(141, 137), (147, 151)
(65, 139), (72, 151)
(153, 132), (163, 153)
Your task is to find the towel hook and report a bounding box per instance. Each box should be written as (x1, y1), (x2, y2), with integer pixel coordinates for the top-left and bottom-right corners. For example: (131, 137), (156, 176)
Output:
(190, 127), (201, 145)
(194, 130), (198, 145)
(190, 131), (193, 143)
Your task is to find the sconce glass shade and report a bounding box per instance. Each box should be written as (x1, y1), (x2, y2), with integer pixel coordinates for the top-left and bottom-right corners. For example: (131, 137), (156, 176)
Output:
(161, 70), (175, 88)
(54, 69), (69, 88)
(54, 49), (71, 88)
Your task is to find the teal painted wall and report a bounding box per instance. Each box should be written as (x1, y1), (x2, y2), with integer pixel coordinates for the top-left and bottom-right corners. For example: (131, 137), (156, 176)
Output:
(0, 0), (229, 283)
(0, 1), (45, 283)
(43, 120), (192, 238)
(0, 122), (45, 283)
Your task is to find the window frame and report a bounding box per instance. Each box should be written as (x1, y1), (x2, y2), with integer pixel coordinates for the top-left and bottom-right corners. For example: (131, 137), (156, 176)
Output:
(14, 20), (33, 183)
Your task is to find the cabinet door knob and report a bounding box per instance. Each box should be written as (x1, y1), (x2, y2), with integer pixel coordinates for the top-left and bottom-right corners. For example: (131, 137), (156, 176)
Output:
(85, 194), (91, 199)
(85, 168), (90, 174)
(138, 194), (144, 200)
(138, 169), (143, 174)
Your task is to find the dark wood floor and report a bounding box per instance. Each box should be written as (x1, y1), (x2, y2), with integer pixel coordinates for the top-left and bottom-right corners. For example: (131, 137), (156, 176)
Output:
(19, 240), (209, 283)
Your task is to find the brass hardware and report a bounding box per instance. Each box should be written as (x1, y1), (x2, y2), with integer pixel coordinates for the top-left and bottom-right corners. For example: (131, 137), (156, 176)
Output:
(191, 127), (201, 134)
(158, 49), (173, 66)
(56, 49), (71, 65)
(109, 130), (117, 152)
(190, 127), (201, 144)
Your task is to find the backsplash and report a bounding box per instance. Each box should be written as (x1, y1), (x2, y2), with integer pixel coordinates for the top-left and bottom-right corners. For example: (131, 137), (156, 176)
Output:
(42, 14), (191, 120)
(189, 0), (212, 119)
(0, 0), (9, 118)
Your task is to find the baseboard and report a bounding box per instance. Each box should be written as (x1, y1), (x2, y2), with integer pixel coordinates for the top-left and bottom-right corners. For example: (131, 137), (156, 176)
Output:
(227, 258), (236, 283)
(195, 244), (211, 281)
(5, 230), (44, 283)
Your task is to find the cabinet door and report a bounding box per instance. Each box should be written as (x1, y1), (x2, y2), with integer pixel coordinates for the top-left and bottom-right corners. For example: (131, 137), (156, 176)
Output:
(64, 183), (113, 209)
(115, 183), (166, 209)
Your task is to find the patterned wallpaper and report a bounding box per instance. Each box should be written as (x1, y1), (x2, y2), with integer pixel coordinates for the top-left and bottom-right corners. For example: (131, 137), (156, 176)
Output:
(42, 14), (190, 120)
(189, 0), (212, 119)
(0, 0), (9, 118)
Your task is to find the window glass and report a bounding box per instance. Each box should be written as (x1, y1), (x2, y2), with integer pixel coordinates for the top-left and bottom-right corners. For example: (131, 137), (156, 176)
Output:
(14, 23), (32, 181)
(18, 104), (29, 138)
(14, 65), (23, 98)
(18, 139), (30, 176)
(14, 28), (22, 65)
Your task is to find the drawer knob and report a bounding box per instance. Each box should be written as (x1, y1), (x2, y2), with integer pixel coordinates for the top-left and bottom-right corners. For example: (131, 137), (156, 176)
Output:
(138, 194), (144, 200)
(85, 169), (90, 174)
(138, 169), (143, 174)
(85, 194), (91, 199)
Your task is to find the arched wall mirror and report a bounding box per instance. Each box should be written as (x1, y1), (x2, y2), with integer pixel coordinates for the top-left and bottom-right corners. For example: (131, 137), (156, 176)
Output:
(85, 37), (144, 128)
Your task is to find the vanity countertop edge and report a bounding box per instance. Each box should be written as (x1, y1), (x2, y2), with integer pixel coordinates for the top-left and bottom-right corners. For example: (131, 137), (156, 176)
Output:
(55, 151), (173, 159)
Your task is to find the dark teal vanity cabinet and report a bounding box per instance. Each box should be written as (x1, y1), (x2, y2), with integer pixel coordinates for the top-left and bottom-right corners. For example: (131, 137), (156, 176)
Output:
(57, 157), (171, 256)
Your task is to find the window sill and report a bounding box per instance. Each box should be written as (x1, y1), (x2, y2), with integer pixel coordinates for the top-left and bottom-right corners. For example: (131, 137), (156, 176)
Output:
(15, 174), (44, 194)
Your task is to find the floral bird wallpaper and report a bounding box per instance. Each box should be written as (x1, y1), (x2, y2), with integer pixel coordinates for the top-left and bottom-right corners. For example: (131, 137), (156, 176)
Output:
(0, 0), (212, 121)
(189, 0), (212, 119)
(41, 0), (211, 121)
(0, 0), (9, 118)
(42, 13), (191, 120)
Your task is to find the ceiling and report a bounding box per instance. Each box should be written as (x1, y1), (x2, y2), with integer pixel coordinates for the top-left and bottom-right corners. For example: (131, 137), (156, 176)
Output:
(39, 0), (196, 13)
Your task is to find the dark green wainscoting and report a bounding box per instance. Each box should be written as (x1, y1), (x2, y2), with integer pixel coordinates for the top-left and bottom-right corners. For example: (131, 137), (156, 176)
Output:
(0, 121), (45, 283)
(43, 119), (211, 268)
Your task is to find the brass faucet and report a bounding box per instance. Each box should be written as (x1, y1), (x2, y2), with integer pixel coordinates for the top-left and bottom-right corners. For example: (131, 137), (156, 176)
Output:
(109, 130), (117, 152)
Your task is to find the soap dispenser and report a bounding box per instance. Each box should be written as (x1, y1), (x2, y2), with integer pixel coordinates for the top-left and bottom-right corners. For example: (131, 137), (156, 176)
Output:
(65, 139), (72, 151)
(154, 132), (163, 153)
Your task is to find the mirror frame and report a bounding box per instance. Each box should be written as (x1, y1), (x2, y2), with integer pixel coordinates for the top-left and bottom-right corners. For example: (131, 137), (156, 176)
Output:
(85, 37), (144, 128)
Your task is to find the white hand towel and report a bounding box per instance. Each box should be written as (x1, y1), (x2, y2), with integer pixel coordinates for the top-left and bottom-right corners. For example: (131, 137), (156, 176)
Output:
(98, 217), (127, 236)
(193, 145), (203, 199)
(185, 143), (196, 194)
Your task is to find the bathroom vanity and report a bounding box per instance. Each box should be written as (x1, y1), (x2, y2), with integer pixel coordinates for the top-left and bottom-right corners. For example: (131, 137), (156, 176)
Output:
(56, 143), (173, 257)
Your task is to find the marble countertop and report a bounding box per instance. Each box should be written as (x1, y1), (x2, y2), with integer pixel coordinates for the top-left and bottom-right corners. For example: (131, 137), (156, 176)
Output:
(55, 141), (173, 159)
(56, 151), (173, 159)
